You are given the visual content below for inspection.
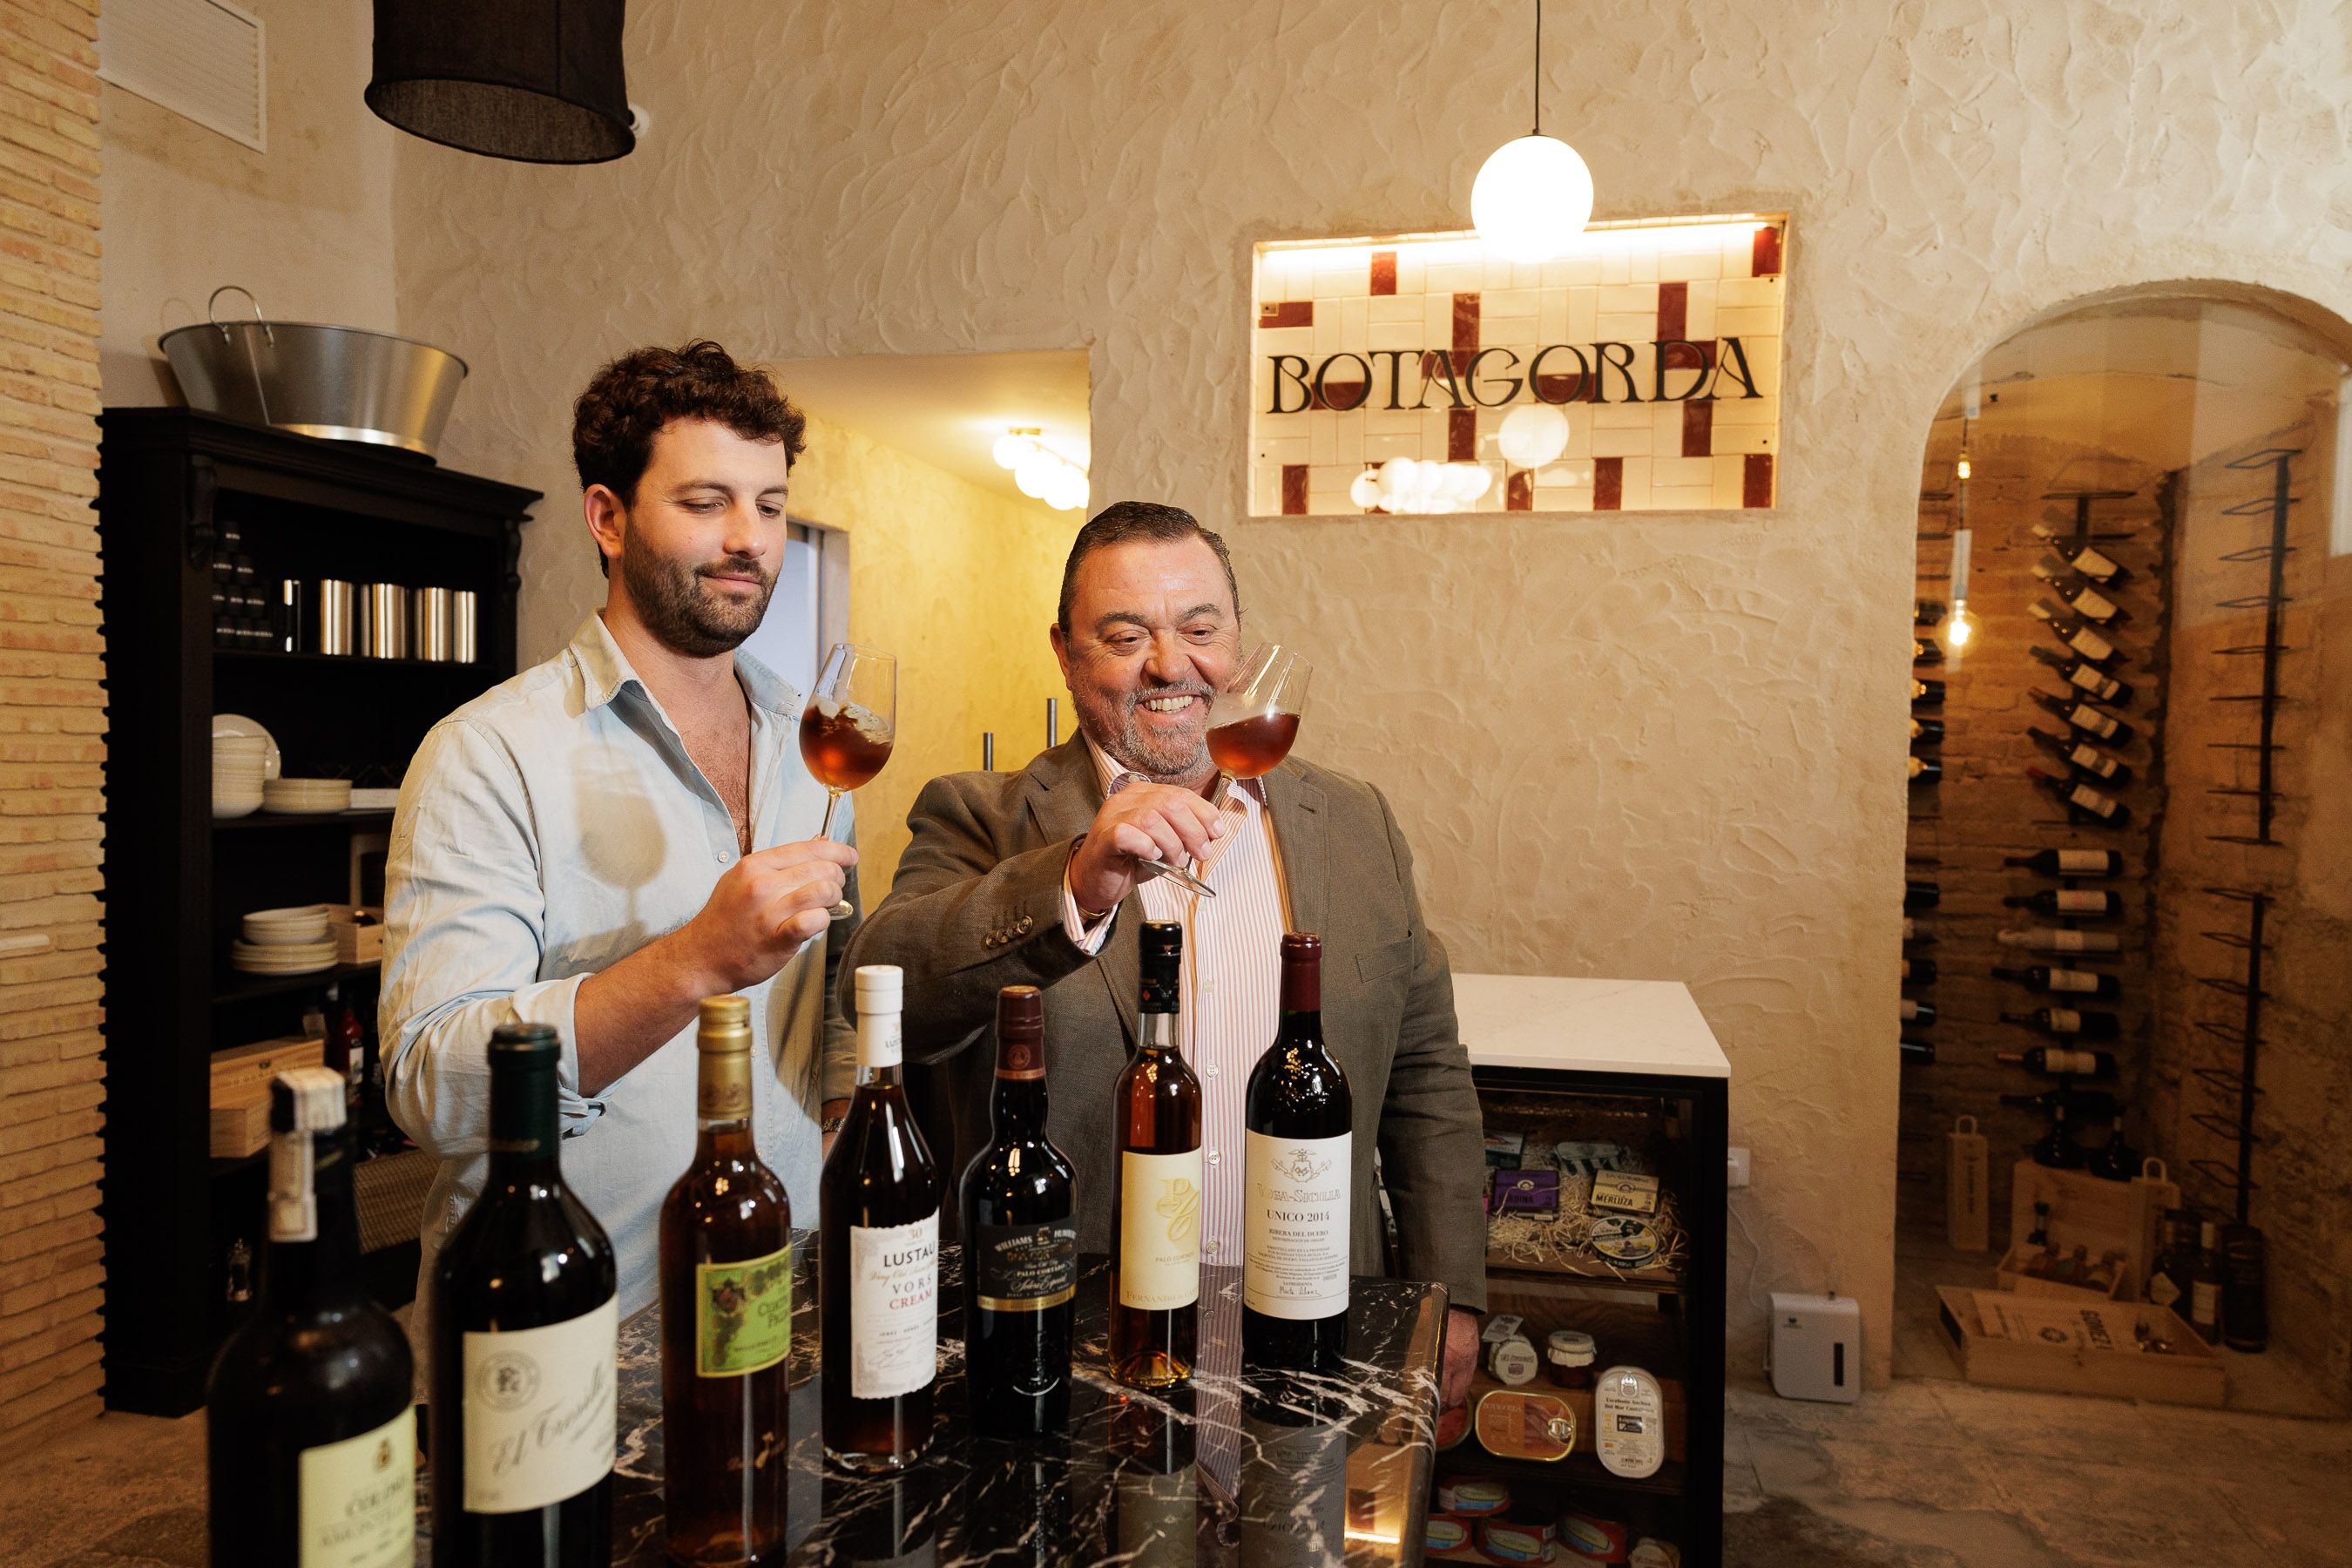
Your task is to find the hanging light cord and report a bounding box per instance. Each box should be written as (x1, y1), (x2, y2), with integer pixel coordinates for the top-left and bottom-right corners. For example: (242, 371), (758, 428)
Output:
(1532, 0), (1543, 136)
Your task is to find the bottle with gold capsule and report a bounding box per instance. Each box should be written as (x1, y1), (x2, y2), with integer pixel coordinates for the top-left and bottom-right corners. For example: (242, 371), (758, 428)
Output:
(1110, 921), (1202, 1389)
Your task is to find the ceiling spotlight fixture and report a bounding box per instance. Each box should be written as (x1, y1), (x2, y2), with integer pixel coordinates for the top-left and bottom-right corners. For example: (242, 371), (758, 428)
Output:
(1471, 0), (1594, 264)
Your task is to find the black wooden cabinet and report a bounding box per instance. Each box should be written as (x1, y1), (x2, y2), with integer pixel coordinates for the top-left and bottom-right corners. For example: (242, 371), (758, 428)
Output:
(97, 409), (537, 1415)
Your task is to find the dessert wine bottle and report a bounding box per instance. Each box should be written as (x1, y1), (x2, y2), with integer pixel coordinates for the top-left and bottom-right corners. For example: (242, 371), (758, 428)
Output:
(821, 965), (941, 1470)
(1110, 921), (1203, 1389)
(429, 1023), (618, 1568)
(1243, 933), (1353, 1371)
(207, 1068), (415, 1568)
(659, 995), (793, 1564)
(961, 984), (1078, 1437)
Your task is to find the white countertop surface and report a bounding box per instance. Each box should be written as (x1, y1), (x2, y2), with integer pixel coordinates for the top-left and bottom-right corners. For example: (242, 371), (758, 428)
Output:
(1452, 973), (1732, 1080)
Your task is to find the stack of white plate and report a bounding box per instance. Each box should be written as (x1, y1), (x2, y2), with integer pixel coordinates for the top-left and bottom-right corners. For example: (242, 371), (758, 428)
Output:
(262, 777), (353, 815)
(213, 736), (267, 819)
(233, 904), (336, 973)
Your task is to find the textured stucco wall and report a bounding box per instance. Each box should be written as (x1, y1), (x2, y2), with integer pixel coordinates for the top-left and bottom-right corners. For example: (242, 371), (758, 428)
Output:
(98, 0), (397, 404)
(388, 0), (2352, 1381)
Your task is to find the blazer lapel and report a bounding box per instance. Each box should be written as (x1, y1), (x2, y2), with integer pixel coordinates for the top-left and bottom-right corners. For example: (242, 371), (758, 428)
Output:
(1264, 762), (1328, 940)
(1024, 739), (1139, 1044)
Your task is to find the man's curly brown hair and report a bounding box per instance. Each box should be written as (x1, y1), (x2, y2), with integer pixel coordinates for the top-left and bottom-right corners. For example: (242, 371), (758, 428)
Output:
(571, 338), (806, 505)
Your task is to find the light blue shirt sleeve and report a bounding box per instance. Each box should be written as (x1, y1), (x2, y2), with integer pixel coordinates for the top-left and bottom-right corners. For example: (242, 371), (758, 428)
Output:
(380, 717), (608, 1159)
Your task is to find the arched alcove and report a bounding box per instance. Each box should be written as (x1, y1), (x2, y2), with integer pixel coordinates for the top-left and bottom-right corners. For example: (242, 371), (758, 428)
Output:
(1896, 284), (2351, 1405)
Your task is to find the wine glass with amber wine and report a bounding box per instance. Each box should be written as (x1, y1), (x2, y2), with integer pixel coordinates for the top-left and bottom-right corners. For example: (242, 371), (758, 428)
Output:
(1131, 645), (1312, 896)
(800, 644), (896, 918)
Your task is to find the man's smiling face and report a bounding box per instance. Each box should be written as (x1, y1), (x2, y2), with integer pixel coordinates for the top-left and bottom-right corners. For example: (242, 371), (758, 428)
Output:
(1051, 536), (1241, 786)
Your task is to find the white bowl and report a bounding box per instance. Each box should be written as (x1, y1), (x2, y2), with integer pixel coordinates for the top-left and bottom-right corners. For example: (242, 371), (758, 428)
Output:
(244, 903), (331, 923)
(240, 921), (330, 946)
(212, 715), (280, 779)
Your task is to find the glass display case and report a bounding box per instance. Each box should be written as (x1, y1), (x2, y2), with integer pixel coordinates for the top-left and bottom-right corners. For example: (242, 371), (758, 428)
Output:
(1441, 976), (1730, 1565)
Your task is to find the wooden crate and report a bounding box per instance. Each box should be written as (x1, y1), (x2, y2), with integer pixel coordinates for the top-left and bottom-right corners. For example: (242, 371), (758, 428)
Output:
(210, 1035), (325, 1099)
(1936, 1287), (2223, 1406)
(2003, 1160), (2149, 1301)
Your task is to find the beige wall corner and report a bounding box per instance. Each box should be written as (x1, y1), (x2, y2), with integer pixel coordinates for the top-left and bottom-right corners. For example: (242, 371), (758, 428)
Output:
(0, 0), (105, 1465)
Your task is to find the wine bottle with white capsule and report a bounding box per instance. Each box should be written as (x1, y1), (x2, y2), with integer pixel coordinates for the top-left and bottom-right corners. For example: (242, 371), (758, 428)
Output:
(2030, 600), (2121, 666)
(2003, 888), (2124, 918)
(2003, 1007), (2122, 1039)
(1998, 1045), (2119, 1078)
(2031, 559), (2129, 624)
(2025, 727), (2132, 786)
(1993, 963), (2120, 998)
(2031, 689), (2134, 745)
(1997, 928), (2123, 955)
(2029, 767), (2131, 826)
(2029, 645), (2132, 705)
(2032, 524), (2132, 585)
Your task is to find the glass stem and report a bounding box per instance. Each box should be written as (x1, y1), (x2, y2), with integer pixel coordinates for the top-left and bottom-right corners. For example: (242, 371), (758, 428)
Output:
(819, 787), (842, 842)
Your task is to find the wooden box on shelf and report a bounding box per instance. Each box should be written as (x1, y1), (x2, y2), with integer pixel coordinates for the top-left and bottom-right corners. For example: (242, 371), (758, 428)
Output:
(1936, 1287), (2223, 1406)
(208, 1034), (327, 1158)
(326, 904), (385, 965)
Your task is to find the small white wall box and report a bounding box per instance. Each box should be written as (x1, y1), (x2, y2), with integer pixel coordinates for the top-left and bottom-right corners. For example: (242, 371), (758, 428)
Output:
(1768, 1292), (1862, 1402)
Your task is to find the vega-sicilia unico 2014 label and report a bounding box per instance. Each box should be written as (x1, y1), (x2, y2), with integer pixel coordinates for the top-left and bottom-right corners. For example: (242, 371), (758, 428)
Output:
(460, 1297), (618, 1513)
(1243, 1131), (1350, 1320)
(1118, 1150), (1202, 1310)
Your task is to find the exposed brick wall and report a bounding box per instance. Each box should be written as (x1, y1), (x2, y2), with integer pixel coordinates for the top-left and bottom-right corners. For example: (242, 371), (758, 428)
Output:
(0, 0), (103, 1466)
(1899, 433), (2172, 1238)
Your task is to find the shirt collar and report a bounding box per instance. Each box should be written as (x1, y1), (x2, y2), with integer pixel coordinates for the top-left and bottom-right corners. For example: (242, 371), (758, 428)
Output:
(570, 612), (801, 719)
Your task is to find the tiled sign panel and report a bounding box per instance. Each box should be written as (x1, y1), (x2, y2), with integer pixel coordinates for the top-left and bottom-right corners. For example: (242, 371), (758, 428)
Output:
(1249, 219), (1787, 516)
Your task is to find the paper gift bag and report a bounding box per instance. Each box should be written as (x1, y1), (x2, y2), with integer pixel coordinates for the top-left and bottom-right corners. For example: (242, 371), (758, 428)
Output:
(2130, 1156), (2181, 1281)
(1947, 1114), (1990, 1251)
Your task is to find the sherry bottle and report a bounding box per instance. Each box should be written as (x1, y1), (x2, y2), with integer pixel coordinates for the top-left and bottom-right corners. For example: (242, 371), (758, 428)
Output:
(2029, 768), (2132, 827)
(1994, 963), (2119, 998)
(2028, 644), (2132, 705)
(2032, 524), (2132, 585)
(2030, 688), (2133, 745)
(2032, 559), (2128, 623)
(2002, 1006), (2122, 1039)
(207, 1068), (415, 1568)
(1997, 1045), (2119, 1078)
(2026, 727), (2132, 786)
(430, 1023), (618, 1567)
(2003, 888), (2124, 918)
(961, 984), (1078, 1437)
(2003, 848), (2122, 877)
(1111, 921), (1203, 1389)
(2030, 599), (2120, 666)
(1243, 933), (1353, 1370)
(659, 996), (794, 1565)
(821, 965), (941, 1470)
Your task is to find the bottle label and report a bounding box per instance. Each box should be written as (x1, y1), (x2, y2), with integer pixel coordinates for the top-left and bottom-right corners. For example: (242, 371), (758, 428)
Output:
(298, 1403), (415, 1567)
(2077, 544), (2119, 578)
(2066, 745), (2110, 776)
(1118, 1148), (1203, 1311)
(2054, 890), (2106, 915)
(2077, 586), (2119, 620)
(2046, 1048), (2097, 1073)
(461, 1296), (617, 1514)
(2072, 627), (2116, 661)
(2050, 930), (2089, 952)
(2068, 664), (2103, 693)
(2057, 850), (2108, 875)
(2048, 969), (2099, 993)
(974, 1220), (1078, 1310)
(2149, 1269), (2182, 1308)
(2192, 1280), (2220, 1325)
(849, 1212), (938, 1399)
(695, 1241), (794, 1377)
(1243, 1130), (1352, 1320)
(2067, 783), (2116, 817)
(2045, 1010), (2081, 1035)
(2072, 705), (2117, 739)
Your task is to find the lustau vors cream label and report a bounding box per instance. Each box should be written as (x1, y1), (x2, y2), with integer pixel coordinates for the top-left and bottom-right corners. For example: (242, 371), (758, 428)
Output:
(1118, 1149), (1202, 1311)
(461, 1295), (617, 1513)
(1243, 1131), (1350, 1320)
(696, 1242), (793, 1377)
(299, 1403), (415, 1566)
(976, 1220), (1077, 1311)
(849, 1212), (938, 1400)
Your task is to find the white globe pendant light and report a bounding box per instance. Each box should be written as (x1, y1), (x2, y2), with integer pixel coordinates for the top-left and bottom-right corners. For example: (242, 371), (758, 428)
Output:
(1473, 0), (1593, 264)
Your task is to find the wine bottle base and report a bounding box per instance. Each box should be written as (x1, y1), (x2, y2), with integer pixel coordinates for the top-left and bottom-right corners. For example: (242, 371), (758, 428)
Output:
(824, 1441), (931, 1472)
(1112, 1359), (1192, 1391)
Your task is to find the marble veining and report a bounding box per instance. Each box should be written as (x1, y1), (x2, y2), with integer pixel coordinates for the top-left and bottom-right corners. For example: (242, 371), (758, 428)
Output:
(422, 1240), (1445, 1565)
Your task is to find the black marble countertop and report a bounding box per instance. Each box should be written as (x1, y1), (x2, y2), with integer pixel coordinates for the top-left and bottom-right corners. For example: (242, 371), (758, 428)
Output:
(429, 1240), (1448, 1565)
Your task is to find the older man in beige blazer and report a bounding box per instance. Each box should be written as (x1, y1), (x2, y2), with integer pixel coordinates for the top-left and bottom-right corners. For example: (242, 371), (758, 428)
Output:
(843, 500), (1487, 1408)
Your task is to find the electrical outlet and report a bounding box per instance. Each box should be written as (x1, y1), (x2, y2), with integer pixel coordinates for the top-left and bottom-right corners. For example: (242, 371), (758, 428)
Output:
(1727, 1146), (1753, 1189)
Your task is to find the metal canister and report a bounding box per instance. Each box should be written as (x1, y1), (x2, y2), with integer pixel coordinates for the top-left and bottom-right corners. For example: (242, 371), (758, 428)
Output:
(449, 590), (477, 663)
(362, 583), (408, 659)
(411, 586), (453, 662)
(315, 579), (356, 655)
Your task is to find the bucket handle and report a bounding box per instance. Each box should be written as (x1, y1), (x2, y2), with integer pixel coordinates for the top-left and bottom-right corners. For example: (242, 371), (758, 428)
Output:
(206, 285), (274, 348)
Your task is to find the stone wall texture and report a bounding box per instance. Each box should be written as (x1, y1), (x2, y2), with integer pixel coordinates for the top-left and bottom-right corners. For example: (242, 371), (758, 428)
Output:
(0, 0), (102, 1464)
(382, 0), (2352, 1381)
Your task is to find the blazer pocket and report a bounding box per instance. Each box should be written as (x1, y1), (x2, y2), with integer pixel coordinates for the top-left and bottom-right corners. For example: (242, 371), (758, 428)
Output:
(1356, 936), (1414, 983)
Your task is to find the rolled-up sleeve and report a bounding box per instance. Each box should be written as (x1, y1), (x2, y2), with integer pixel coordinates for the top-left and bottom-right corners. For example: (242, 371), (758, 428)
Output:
(380, 718), (607, 1161)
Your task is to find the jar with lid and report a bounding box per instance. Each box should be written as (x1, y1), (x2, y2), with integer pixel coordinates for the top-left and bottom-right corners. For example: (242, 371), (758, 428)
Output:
(1546, 1328), (1597, 1389)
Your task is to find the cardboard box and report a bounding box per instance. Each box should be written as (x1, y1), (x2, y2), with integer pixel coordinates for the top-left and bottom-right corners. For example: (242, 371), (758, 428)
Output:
(2003, 1160), (2143, 1301)
(1936, 1286), (2224, 1406)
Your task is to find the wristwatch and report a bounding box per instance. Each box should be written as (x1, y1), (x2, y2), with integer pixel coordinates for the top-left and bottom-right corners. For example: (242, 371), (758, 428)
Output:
(821, 1112), (848, 1135)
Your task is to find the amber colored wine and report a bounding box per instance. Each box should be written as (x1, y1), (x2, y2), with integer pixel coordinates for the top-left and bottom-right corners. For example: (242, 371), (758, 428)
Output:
(961, 986), (1078, 1436)
(1110, 922), (1202, 1389)
(1243, 934), (1352, 1371)
(659, 997), (794, 1565)
(799, 700), (894, 791)
(1206, 712), (1300, 780)
(821, 966), (940, 1470)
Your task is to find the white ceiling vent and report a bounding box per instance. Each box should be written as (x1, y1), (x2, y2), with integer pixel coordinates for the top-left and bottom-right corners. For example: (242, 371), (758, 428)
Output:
(99, 0), (267, 153)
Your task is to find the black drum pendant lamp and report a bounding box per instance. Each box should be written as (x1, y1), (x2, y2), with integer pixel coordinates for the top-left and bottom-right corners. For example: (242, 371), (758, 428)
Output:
(366, 0), (634, 165)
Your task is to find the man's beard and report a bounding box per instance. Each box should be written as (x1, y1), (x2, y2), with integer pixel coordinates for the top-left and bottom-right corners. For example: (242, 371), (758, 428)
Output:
(1100, 681), (1214, 782)
(620, 544), (775, 658)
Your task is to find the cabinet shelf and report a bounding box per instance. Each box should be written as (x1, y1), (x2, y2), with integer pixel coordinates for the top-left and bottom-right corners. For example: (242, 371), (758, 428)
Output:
(213, 808), (395, 833)
(213, 959), (380, 1007)
(214, 647), (483, 672)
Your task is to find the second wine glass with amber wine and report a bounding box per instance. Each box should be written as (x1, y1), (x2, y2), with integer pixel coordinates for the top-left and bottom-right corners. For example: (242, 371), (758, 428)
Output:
(1205, 644), (1311, 787)
(800, 644), (896, 919)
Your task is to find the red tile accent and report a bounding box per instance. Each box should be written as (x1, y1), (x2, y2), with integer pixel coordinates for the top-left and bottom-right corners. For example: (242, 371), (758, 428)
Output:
(1743, 452), (1774, 508)
(1506, 470), (1534, 510)
(1682, 400), (1713, 457)
(1594, 456), (1624, 510)
(1656, 280), (1687, 343)
(1370, 251), (1397, 295)
(1260, 301), (1315, 329)
(1308, 381), (1367, 412)
(1452, 292), (1480, 354)
(1447, 408), (1477, 462)
(1281, 464), (1309, 514)
(1751, 226), (1782, 278)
